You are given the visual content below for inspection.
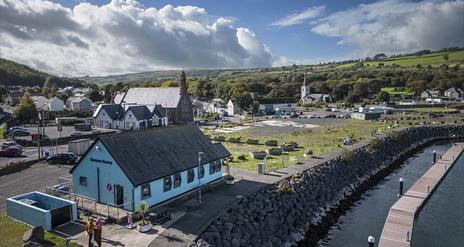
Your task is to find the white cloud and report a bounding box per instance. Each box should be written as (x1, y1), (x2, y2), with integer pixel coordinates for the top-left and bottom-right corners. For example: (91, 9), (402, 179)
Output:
(0, 0), (273, 76)
(310, 0), (464, 57)
(272, 6), (325, 27)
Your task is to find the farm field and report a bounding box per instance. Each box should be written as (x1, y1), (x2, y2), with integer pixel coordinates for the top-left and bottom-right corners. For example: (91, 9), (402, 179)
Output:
(337, 50), (464, 68)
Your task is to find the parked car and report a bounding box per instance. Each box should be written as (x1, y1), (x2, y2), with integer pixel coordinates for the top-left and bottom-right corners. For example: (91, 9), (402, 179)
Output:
(74, 123), (92, 131)
(2, 141), (20, 149)
(0, 146), (22, 157)
(70, 132), (84, 137)
(9, 129), (31, 136)
(7, 127), (28, 133)
(324, 114), (337, 118)
(46, 152), (78, 164)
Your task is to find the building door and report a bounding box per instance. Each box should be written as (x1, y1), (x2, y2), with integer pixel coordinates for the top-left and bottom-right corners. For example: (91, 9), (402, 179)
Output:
(114, 185), (124, 206)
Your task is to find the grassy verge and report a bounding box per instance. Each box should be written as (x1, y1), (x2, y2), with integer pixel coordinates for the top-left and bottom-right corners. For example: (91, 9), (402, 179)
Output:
(410, 107), (458, 113)
(0, 215), (81, 247)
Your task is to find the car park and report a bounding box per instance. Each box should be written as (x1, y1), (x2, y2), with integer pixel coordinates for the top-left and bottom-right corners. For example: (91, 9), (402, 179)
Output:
(0, 145), (22, 157)
(46, 152), (78, 164)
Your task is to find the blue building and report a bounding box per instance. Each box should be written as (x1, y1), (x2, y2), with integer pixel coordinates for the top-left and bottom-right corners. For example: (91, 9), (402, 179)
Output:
(70, 125), (230, 211)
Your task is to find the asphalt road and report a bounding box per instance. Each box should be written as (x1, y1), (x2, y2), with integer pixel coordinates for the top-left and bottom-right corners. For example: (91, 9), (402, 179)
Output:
(0, 162), (72, 213)
(0, 144), (69, 168)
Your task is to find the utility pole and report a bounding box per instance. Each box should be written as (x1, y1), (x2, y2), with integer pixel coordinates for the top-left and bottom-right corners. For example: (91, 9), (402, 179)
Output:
(198, 151), (204, 203)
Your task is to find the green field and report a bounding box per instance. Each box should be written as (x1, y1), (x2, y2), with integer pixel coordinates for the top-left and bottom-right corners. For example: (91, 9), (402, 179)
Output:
(204, 120), (393, 172)
(410, 107), (459, 113)
(338, 51), (464, 68)
(0, 215), (81, 247)
(381, 87), (415, 96)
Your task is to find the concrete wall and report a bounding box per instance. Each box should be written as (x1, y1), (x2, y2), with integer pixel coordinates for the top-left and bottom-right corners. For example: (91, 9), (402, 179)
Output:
(6, 191), (77, 231)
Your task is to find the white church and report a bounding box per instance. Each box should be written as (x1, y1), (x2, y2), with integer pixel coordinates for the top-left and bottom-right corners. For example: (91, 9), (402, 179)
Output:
(300, 73), (332, 105)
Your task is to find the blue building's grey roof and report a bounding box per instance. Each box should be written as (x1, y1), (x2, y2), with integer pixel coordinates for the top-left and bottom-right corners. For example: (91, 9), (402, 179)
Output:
(71, 125), (230, 186)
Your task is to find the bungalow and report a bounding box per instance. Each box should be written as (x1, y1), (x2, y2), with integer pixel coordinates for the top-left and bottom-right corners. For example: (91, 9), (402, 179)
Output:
(93, 104), (124, 129)
(420, 90), (440, 99)
(70, 125), (230, 211)
(31, 96), (64, 112)
(123, 105), (152, 130)
(444, 87), (464, 100)
(66, 96), (93, 111)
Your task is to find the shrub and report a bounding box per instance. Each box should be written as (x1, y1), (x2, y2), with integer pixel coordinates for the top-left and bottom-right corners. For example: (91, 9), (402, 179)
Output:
(340, 149), (355, 163)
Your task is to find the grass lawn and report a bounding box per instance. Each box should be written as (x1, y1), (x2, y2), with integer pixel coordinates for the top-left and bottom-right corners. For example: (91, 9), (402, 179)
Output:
(205, 119), (393, 172)
(0, 215), (81, 247)
(381, 87), (415, 96)
(410, 107), (459, 113)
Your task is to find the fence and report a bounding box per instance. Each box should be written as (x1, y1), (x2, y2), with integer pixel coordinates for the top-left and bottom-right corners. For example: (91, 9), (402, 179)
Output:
(45, 184), (132, 222)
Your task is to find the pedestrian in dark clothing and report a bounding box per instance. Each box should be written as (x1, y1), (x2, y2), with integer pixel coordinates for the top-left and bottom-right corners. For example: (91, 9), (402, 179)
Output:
(85, 218), (94, 247)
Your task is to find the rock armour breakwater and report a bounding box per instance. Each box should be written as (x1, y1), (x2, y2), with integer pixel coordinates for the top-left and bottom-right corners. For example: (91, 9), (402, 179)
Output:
(192, 126), (464, 247)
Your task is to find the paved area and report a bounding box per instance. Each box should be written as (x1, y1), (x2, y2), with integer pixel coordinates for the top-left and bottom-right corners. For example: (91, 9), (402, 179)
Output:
(0, 143), (69, 168)
(378, 143), (464, 247)
(0, 162), (72, 212)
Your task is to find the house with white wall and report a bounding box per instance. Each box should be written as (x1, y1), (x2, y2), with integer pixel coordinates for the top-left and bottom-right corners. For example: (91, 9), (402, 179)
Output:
(66, 96), (93, 111)
(123, 105), (152, 130)
(93, 104), (124, 129)
(48, 97), (64, 112)
(70, 125), (230, 211)
(227, 100), (241, 116)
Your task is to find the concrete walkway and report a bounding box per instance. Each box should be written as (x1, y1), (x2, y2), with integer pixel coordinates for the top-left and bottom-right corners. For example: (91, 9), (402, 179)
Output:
(378, 143), (464, 247)
(148, 138), (373, 247)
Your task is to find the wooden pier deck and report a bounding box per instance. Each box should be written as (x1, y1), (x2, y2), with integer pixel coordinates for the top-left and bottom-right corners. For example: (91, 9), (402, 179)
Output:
(378, 143), (464, 247)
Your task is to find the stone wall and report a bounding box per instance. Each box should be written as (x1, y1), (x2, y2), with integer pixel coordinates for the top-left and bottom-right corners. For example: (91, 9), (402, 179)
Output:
(193, 125), (464, 247)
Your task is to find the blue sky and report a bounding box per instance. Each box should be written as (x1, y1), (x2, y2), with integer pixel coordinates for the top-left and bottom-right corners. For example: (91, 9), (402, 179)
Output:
(1, 0), (462, 76)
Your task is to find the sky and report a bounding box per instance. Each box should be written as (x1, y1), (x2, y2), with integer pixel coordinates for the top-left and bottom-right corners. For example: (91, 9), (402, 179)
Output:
(0, 0), (463, 76)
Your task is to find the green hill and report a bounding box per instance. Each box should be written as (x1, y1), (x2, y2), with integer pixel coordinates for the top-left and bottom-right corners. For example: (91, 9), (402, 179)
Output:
(337, 50), (464, 68)
(0, 58), (86, 88)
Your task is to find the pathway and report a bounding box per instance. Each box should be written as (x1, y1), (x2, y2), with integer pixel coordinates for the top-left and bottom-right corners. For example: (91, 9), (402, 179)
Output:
(378, 142), (464, 247)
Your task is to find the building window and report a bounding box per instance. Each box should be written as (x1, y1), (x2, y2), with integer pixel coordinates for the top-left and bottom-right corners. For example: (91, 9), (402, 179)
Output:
(79, 176), (87, 186)
(173, 173), (181, 188)
(141, 184), (151, 199)
(187, 169), (195, 183)
(209, 162), (214, 175)
(199, 165), (205, 178)
(163, 177), (172, 192)
(215, 160), (222, 173)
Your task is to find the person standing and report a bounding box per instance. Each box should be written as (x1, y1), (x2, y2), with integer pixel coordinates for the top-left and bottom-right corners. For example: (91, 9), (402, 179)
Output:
(94, 217), (103, 247)
(85, 218), (94, 247)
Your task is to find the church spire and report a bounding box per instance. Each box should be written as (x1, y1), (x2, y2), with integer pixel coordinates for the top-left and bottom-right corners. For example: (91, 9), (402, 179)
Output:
(303, 73), (307, 87)
(180, 71), (187, 95)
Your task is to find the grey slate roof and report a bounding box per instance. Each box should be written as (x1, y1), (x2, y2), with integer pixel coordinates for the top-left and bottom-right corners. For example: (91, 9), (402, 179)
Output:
(126, 105), (151, 120)
(94, 104), (124, 120)
(72, 125), (230, 186)
(114, 87), (181, 108)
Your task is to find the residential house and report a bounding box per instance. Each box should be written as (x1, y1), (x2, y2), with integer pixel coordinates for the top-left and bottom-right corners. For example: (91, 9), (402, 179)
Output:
(206, 99), (226, 114)
(5, 92), (22, 106)
(93, 104), (124, 129)
(420, 90), (440, 99)
(227, 100), (241, 116)
(66, 96), (93, 111)
(444, 87), (464, 100)
(123, 105), (152, 130)
(113, 71), (193, 124)
(31, 96), (51, 111)
(70, 125), (230, 211)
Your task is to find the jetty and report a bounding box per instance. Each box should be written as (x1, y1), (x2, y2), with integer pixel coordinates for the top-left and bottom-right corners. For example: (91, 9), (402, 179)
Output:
(378, 142), (464, 247)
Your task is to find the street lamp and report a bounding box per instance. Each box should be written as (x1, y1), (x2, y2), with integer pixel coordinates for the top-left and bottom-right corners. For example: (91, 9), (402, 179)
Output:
(198, 151), (204, 203)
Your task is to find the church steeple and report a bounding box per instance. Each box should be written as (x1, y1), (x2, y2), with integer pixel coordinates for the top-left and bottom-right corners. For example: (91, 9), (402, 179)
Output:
(180, 71), (187, 95)
(301, 73), (310, 100)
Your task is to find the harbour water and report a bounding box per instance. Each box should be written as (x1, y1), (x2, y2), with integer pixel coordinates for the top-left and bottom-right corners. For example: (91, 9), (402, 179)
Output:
(316, 142), (462, 247)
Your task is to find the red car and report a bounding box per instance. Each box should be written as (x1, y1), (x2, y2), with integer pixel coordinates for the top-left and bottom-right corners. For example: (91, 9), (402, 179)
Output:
(0, 146), (22, 157)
